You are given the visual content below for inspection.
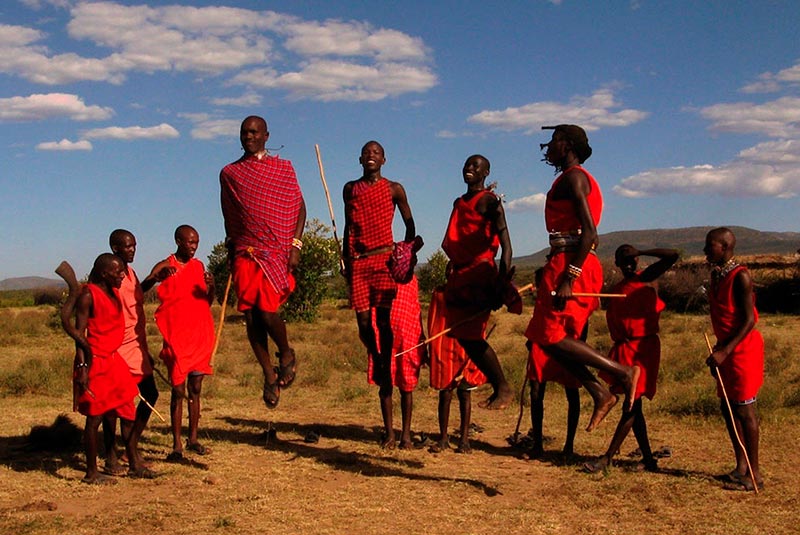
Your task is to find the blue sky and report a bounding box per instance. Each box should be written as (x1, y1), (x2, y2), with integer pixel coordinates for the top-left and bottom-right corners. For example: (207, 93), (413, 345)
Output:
(2, 0), (800, 280)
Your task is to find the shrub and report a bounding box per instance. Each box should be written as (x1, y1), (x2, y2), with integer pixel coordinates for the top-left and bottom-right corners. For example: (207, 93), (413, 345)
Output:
(416, 249), (448, 299)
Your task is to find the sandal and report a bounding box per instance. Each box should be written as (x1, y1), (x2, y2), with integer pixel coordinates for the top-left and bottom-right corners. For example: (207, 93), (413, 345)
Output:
(263, 378), (280, 409)
(186, 441), (211, 455)
(276, 349), (297, 388)
(166, 451), (184, 462)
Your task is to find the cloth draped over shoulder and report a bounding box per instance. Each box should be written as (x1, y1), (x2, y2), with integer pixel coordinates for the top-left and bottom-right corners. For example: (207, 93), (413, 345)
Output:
(544, 165), (602, 234)
(155, 256), (215, 386)
(116, 265), (152, 377)
(599, 274), (663, 400)
(77, 283), (137, 419)
(442, 189), (500, 267)
(220, 153), (303, 293)
(346, 178), (395, 256)
(708, 265), (764, 401)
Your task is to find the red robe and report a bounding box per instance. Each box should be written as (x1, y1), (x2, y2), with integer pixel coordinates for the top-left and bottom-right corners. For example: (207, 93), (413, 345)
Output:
(709, 265), (764, 401)
(116, 265), (152, 380)
(599, 274), (662, 400)
(346, 178), (397, 311)
(441, 189), (500, 340)
(77, 283), (138, 420)
(427, 288), (487, 390)
(155, 256), (215, 386)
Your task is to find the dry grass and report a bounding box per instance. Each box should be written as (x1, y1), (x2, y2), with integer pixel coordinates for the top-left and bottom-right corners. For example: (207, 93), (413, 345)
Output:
(1, 302), (799, 534)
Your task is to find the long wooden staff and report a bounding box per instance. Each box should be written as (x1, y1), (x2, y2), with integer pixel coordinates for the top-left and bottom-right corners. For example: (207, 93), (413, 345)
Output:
(138, 393), (166, 422)
(396, 283), (534, 358)
(511, 357), (533, 444)
(704, 332), (759, 494)
(210, 273), (232, 366)
(550, 291), (626, 298)
(314, 144), (345, 271)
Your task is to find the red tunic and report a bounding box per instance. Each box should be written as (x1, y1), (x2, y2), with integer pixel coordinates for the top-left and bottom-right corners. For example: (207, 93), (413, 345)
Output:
(367, 276), (424, 392)
(77, 283), (138, 420)
(527, 166), (603, 347)
(346, 178), (397, 311)
(427, 288), (487, 390)
(709, 265), (764, 401)
(441, 190), (500, 340)
(155, 256), (215, 386)
(220, 153), (303, 294)
(599, 275), (663, 400)
(116, 265), (152, 380)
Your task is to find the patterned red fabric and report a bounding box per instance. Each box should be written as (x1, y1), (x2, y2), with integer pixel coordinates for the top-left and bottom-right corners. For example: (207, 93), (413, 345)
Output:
(709, 265), (764, 401)
(233, 254), (295, 313)
(544, 165), (602, 233)
(77, 283), (137, 420)
(599, 275), (663, 400)
(367, 276), (423, 392)
(116, 265), (152, 378)
(526, 252), (603, 346)
(527, 342), (581, 388)
(427, 288), (487, 390)
(441, 190), (500, 266)
(155, 256), (215, 386)
(346, 178), (395, 255)
(349, 253), (396, 311)
(220, 153), (303, 293)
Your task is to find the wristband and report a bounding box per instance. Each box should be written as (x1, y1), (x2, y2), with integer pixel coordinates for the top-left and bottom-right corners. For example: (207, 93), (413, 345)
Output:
(291, 238), (303, 250)
(567, 264), (582, 279)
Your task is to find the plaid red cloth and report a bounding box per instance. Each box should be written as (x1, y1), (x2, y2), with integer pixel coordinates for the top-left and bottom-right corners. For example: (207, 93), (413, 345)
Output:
(367, 276), (423, 392)
(349, 252), (396, 311)
(346, 178), (394, 255)
(220, 153), (303, 293)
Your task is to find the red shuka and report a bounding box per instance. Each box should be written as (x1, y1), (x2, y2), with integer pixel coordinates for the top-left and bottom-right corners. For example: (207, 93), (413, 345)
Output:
(77, 283), (138, 419)
(709, 265), (764, 401)
(155, 256), (215, 386)
(116, 265), (152, 379)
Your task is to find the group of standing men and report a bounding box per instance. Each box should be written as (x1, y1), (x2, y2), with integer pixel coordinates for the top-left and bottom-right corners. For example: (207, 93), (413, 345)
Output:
(68, 115), (764, 491)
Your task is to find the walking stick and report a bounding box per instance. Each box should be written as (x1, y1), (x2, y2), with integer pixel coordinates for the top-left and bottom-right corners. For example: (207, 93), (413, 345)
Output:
(314, 144), (345, 271)
(138, 393), (166, 423)
(550, 291), (626, 298)
(704, 333), (759, 494)
(210, 273), (232, 366)
(511, 357), (533, 444)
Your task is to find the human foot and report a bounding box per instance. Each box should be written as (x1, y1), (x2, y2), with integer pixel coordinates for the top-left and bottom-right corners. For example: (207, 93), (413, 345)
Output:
(635, 458), (659, 473)
(583, 456), (610, 473)
(478, 385), (513, 410)
(82, 473), (117, 485)
(586, 393), (618, 432)
(276, 349), (297, 388)
(455, 441), (472, 454)
(186, 441), (211, 455)
(263, 377), (280, 409)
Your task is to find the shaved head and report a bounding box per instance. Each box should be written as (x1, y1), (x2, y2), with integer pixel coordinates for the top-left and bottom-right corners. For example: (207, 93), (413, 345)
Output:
(707, 227), (736, 249)
(109, 228), (134, 248)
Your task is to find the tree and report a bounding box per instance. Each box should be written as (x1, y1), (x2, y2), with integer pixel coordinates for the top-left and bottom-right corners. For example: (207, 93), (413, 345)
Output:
(416, 249), (449, 298)
(207, 241), (236, 306)
(281, 219), (341, 322)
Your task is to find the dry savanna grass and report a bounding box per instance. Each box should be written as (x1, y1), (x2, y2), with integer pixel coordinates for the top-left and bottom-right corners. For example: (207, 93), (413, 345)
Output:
(1, 301), (799, 535)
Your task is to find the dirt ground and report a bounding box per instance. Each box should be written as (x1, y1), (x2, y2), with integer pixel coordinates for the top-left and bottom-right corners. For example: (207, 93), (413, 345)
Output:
(2, 381), (798, 535)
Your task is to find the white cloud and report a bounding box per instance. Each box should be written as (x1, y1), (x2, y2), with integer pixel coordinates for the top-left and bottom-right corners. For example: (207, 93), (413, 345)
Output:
(82, 123), (179, 140)
(210, 93), (263, 107)
(36, 138), (92, 151)
(614, 139), (800, 199)
(0, 93), (113, 121)
(188, 119), (240, 140)
(700, 97), (800, 138)
(5, 3), (436, 101)
(467, 88), (648, 134)
(741, 60), (800, 93)
(505, 193), (546, 213)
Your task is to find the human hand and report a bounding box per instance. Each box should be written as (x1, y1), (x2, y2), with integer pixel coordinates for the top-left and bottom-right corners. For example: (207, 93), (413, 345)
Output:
(552, 279), (573, 311)
(288, 247), (301, 272)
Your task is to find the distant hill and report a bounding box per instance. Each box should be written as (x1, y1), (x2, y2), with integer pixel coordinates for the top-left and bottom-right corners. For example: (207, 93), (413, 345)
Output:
(514, 226), (800, 267)
(0, 277), (66, 291)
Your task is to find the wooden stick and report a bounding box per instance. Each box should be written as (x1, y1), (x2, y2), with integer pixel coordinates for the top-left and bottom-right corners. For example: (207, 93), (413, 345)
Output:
(512, 357), (533, 442)
(550, 291), (626, 298)
(396, 283), (534, 357)
(138, 393), (166, 423)
(210, 273), (232, 366)
(314, 144), (345, 272)
(704, 332), (759, 494)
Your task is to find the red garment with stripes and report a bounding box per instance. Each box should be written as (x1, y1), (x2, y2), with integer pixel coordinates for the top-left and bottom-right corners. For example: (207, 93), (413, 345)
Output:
(367, 276), (423, 392)
(346, 178), (395, 256)
(77, 283), (137, 419)
(544, 165), (602, 232)
(155, 256), (215, 386)
(709, 265), (764, 401)
(599, 275), (663, 400)
(441, 189), (500, 266)
(220, 153), (303, 293)
(427, 288), (487, 390)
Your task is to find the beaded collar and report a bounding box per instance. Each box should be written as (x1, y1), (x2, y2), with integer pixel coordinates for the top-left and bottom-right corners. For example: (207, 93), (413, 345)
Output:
(711, 257), (739, 283)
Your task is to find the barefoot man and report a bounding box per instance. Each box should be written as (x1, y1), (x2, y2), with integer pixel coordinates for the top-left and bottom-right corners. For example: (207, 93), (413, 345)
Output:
(525, 125), (639, 432)
(220, 115), (306, 410)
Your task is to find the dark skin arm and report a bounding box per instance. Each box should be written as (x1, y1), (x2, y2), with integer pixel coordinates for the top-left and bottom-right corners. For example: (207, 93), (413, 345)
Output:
(73, 287), (94, 392)
(476, 192), (513, 275)
(619, 246), (680, 283)
(707, 269), (757, 368)
(553, 168), (597, 310)
(143, 259), (176, 288)
(289, 198), (307, 272)
(390, 181), (415, 241)
(341, 181), (356, 277)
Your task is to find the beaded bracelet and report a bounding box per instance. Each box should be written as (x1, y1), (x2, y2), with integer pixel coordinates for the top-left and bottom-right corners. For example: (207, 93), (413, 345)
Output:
(76, 362), (88, 368)
(567, 264), (582, 279)
(291, 238), (303, 250)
